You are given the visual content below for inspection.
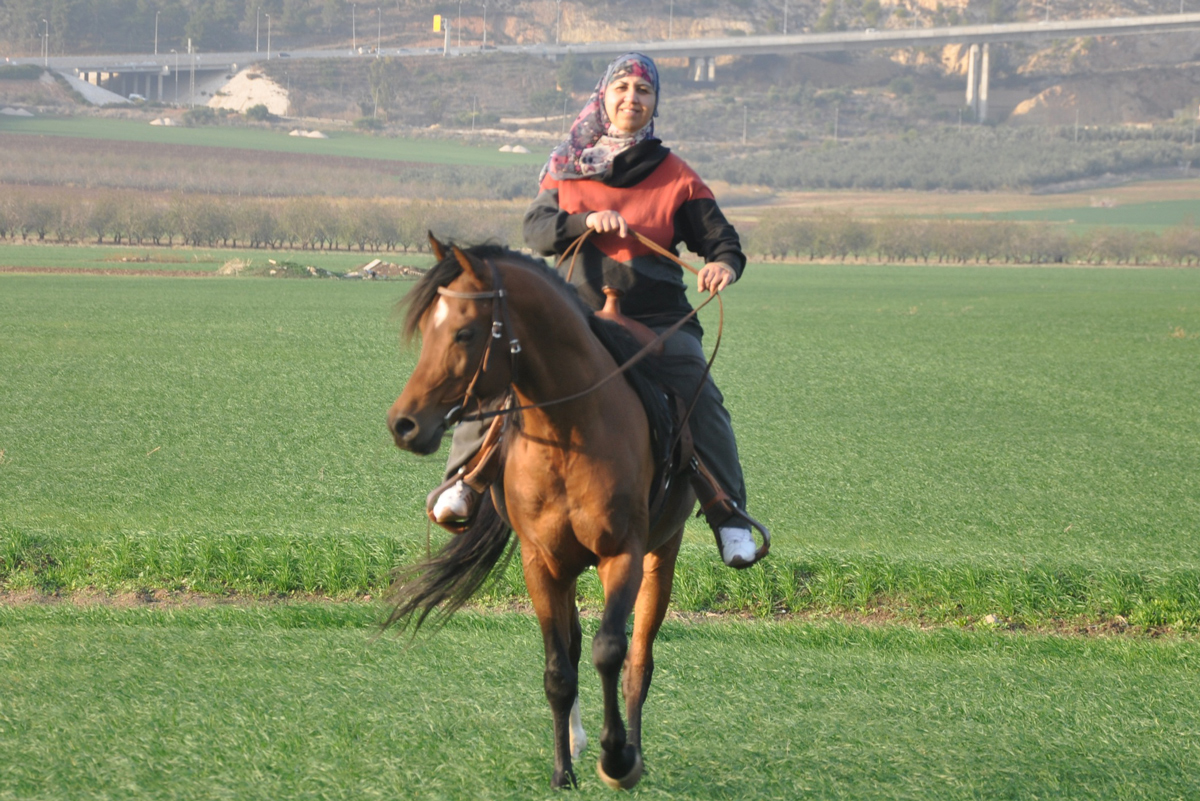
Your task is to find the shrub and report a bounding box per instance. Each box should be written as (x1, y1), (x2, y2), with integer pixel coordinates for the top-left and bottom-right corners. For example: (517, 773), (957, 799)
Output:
(0, 65), (43, 80)
(245, 104), (274, 122)
(182, 107), (218, 126)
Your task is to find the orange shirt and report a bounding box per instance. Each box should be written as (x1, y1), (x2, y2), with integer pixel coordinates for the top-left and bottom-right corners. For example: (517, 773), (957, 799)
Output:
(539, 153), (715, 263)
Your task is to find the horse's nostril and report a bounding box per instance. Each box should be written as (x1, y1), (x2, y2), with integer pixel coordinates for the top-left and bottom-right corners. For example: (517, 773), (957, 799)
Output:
(394, 416), (418, 441)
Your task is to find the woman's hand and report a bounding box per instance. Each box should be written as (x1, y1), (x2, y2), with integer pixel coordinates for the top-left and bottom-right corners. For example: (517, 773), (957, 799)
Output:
(697, 262), (737, 294)
(585, 210), (629, 238)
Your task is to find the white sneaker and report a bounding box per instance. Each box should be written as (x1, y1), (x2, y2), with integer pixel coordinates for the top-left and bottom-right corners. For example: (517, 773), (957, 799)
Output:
(432, 480), (478, 523)
(717, 526), (756, 567)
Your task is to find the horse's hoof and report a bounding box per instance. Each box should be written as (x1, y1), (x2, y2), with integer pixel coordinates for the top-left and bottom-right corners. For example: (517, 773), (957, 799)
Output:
(596, 750), (643, 790)
(551, 766), (578, 790)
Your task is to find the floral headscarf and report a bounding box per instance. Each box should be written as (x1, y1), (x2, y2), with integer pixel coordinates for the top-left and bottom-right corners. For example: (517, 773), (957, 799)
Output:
(542, 52), (660, 182)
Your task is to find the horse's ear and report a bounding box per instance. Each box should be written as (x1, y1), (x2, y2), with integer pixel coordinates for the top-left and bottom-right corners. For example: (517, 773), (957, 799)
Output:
(427, 231), (447, 262)
(451, 245), (487, 284)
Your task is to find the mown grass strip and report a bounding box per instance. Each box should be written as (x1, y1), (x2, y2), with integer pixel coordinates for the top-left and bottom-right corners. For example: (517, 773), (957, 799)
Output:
(2, 606), (1199, 800)
(5, 533), (1200, 630)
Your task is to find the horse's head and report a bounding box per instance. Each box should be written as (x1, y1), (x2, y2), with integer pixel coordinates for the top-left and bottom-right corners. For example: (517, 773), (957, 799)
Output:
(388, 238), (511, 455)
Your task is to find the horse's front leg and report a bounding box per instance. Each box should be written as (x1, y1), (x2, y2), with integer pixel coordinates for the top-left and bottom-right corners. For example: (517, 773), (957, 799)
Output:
(624, 533), (681, 753)
(525, 558), (581, 789)
(593, 549), (645, 789)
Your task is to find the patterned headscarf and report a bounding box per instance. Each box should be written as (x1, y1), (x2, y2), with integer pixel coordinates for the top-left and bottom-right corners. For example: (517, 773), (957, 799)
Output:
(542, 52), (660, 182)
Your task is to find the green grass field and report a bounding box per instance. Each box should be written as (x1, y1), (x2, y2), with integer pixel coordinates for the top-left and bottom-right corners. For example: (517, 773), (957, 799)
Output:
(2, 605), (1198, 800)
(2, 265), (1199, 625)
(0, 115), (547, 168)
(0, 243), (435, 273)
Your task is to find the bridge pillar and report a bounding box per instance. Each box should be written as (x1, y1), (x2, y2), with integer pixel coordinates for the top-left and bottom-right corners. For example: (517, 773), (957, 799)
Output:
(978, 43), (990, 122)
(965, 43), (978, 118)
(689, 56), (716, 83)
(158, 73), (164, 101)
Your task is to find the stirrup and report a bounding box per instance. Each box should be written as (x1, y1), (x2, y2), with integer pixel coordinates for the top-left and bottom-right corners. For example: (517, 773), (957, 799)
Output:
(689, 457), (770, 567)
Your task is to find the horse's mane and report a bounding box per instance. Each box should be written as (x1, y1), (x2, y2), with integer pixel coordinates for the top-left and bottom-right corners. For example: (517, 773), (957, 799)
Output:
(400, 241), (674, 482)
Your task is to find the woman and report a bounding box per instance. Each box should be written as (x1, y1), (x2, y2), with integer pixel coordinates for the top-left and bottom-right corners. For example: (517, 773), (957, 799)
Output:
(434, 52), (759, 567)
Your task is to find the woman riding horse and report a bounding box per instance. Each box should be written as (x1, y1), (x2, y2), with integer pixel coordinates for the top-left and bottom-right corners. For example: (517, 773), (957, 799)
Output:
(434, 52), (761, 568)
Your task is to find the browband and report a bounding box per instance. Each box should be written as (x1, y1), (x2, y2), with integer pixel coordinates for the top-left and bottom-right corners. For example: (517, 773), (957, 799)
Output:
(437, 287), (505, 300)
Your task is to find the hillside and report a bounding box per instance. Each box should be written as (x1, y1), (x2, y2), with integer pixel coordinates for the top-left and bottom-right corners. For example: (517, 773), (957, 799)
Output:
(6, 0), (1200, 132)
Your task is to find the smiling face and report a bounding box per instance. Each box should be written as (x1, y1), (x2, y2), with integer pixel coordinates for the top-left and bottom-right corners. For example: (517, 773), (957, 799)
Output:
(603, 74), (656, 135)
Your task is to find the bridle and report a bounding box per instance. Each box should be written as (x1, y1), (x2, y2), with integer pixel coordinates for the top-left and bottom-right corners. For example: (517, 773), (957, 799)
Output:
(436, 259), (521, 428)
(436, 231), (726, 431)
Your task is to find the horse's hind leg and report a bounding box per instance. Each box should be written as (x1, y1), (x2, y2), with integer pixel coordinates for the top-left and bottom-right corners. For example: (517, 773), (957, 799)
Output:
(593, 551), (645, 789)
(624, 532), (682, 753)
(526, 564), (581, 789)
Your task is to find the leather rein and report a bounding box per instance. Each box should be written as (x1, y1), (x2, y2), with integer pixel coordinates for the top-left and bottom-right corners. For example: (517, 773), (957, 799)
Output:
(438, 230), (725, 429)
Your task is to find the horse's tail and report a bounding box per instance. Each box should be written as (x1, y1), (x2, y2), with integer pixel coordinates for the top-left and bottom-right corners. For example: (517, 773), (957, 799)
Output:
(382, 491), (514, 633)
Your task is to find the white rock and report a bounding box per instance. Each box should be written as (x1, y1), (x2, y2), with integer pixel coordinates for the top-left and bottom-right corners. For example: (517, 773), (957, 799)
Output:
(0, 107), (34, 117)
(288, 129), (303, 136)
(302, 130), (328, 139)
(498, 145), (513, 152)
(511, 145), (530, 154)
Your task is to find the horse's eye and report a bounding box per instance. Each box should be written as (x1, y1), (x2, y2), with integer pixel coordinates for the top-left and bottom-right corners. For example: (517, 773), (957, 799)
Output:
(454, 327), (475, 344)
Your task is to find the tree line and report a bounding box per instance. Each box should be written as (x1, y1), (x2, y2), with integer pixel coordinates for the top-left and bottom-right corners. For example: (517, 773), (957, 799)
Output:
(4, 190), (1200, 266)
(0, 190), (522, 253)
(749, 209), (1200, 266)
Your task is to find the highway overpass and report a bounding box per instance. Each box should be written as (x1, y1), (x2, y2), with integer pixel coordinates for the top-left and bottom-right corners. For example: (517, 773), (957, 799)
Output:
(12, 12), (1200, 118)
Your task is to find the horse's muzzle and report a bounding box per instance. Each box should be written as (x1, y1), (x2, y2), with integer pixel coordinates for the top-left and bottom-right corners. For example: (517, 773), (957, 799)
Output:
(387, 409), (445, 455)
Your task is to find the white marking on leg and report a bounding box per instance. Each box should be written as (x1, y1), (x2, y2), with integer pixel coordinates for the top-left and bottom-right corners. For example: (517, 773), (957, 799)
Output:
(431, 297), (450, 328)
(569, 696), (587, 760)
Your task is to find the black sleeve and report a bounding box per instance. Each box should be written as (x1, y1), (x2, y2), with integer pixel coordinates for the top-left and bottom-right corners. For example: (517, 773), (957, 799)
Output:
(673, 196), (747, 280)
(523, 188), (591, 256)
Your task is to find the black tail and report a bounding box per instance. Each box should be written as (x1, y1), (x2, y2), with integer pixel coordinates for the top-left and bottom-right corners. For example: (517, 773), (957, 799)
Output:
(382, 491), (514, 633)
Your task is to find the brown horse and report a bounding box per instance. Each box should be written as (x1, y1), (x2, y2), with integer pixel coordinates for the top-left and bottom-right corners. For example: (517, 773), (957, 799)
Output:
(385, 240), (695, 789)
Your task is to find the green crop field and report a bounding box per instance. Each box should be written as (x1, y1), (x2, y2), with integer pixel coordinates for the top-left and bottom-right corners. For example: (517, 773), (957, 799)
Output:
(0, 115), (547, 168)
(3, 265), (1200, 625)
(2, 605), (1199, 800)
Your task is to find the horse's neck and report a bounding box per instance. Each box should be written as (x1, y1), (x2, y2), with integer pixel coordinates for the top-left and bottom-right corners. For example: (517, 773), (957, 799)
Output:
(503, 266), (614, 416)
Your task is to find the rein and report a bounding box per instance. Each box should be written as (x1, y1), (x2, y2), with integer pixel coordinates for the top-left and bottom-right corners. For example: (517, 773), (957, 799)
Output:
(440, 230), (726, 429)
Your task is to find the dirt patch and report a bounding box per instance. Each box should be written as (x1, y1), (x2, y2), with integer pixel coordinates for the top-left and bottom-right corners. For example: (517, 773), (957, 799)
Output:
(209, 69), (289, 116)
(2, 590), (1190, 639)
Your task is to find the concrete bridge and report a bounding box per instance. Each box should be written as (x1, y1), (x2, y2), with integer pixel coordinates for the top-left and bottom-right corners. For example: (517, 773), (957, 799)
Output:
(13, 12), (1200, 117)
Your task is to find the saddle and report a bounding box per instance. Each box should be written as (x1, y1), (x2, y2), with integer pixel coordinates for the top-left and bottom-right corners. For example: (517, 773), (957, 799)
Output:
(426, 286), (770, 565)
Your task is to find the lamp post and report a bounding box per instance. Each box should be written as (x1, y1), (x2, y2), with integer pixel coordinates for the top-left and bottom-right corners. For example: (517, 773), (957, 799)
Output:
(256, 7), (261, 52)
(266, 13), (271, 59)
(352, 4), (356, 51)
(457, 0), (462, 48)
(482, 0), (488, 48)
(41, 18), (48, 67)
(555, 0), (561, 44)
(783, 0), (788, 34)
(154, 11), (159, 55)
(668, 0), (673, 39)
(376, 7), (381, 57)
(171, 48), (178, 104)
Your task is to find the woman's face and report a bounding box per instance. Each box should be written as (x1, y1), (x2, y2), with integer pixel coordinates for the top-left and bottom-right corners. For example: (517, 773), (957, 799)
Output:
(603, 74), (656, 134)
